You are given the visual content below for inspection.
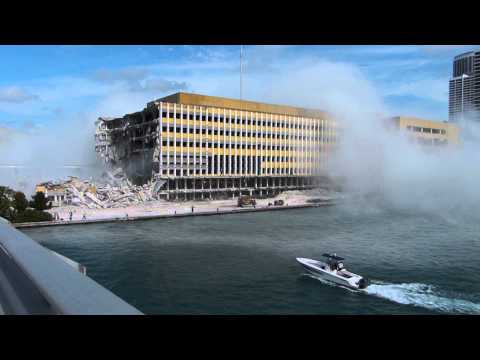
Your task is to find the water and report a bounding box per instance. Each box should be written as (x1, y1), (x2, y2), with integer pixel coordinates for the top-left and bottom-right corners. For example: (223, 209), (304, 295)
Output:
(22, 202), (480, 315)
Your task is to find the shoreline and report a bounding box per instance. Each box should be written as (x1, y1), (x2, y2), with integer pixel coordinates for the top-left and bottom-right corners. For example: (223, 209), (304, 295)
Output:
(14, 202), (334, 229)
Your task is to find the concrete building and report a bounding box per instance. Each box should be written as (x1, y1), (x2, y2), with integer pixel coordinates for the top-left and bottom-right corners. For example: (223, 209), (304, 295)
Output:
(390, 116), (460, 146)
(35, 183), (67, 207)
(95, 92), (338, 201)
(449, 51), (480, 124)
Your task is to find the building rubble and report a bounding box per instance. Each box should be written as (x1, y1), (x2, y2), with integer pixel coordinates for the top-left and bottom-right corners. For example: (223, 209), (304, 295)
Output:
(37, 168), (166, 209)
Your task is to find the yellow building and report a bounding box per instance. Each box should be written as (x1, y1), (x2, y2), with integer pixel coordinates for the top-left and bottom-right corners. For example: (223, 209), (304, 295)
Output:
(390, 116), (460, 146)
(95, 92), (338, 200)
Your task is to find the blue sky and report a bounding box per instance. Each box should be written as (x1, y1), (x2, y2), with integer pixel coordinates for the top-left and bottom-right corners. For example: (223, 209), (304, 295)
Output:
(0, 45), (479, 132)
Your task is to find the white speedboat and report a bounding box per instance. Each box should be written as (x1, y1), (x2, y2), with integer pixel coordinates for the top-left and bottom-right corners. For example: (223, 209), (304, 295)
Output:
(297, 254), (370, 290)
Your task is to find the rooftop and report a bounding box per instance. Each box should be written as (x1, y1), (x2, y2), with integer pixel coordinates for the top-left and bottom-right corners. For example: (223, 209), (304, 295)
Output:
(454, 51), (478, 60)
(151, 92), (330, 119)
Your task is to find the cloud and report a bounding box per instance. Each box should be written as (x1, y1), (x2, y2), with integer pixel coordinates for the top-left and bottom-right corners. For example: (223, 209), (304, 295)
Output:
(420, 45), (480, 54)
(382, 77), (449, 103)
(143, 78), (188, 92)
(93, 67), (188, 93)
(94, 67), (150, 84)
(0, 86), (38, 103)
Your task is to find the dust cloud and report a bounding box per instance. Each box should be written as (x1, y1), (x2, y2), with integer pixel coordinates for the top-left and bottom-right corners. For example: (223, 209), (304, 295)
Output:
(1, 55), (479, 222)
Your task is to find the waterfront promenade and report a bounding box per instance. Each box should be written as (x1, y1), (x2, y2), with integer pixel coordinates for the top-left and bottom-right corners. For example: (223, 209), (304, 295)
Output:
(13, 201), (334, 229)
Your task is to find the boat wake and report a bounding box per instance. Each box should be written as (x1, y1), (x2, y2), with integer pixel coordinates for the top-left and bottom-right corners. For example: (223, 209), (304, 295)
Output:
(365, 282), (480, 314)
(303, 274), (480, 314)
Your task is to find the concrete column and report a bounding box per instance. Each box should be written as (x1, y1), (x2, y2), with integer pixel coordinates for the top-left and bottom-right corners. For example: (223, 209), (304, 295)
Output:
(229, 109), (232, 176)
(159, 102), (163, 176)
(199, 108), (203, 177)
(173, 104), (177, 176)
(234, 110), (238, 176)
(167, 179), (170, 200)
(223, 108), (227, 175)
(166, 103), (170, 177)
(180, 104), (183, 173)
(186, 105), (190, 176)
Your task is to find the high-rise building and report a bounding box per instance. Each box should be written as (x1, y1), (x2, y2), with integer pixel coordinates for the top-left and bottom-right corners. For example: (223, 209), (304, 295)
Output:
(448, 51), (480, 123)
(94, 93), (338, 200)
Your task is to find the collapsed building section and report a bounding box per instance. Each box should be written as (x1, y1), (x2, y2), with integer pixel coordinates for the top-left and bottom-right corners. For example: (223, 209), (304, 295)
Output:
(35, 173), (158, 209)
(95, 92), (339, 201)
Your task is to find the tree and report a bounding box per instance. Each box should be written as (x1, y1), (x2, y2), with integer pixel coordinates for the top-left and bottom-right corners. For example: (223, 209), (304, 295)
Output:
(13, 191), (29, 212)
(0, 186), (15, 221)
(12, 209), (53, 223)
(30, 191), (49, 211)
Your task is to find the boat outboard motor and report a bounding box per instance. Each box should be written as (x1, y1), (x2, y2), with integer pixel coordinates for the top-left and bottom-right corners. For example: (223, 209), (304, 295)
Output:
(357, 278), (370, 289)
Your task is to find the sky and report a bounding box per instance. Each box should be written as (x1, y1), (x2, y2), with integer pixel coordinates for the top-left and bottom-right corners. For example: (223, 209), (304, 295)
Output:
(0, 44), (479, 133)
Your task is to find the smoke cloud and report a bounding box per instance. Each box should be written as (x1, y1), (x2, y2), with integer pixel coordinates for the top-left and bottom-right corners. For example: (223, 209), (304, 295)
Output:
(0, 91), (157, 194)
(1, 51), (479, 224)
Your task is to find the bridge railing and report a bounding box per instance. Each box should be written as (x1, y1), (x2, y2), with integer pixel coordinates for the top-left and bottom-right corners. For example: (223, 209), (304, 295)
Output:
(0, 217), (142, 315)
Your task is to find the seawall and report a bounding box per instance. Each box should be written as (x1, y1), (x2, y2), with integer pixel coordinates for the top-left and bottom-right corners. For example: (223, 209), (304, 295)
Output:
(13, 202), (334, 229)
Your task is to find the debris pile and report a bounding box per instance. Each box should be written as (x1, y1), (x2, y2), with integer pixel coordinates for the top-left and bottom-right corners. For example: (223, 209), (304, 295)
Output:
(39, 168), (166, 209)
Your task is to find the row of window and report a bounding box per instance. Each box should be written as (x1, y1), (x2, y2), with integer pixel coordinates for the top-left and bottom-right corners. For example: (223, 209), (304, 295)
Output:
(160, 111), (326, 129)
(406, 125), (447, 135)
(161, 126), (334, 140)
(161, 157), (310, 163)
(161, 168), (312, 176)
(161, 140), (331, 150)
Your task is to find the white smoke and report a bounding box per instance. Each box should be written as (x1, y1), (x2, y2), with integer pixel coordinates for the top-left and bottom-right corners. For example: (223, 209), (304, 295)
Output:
(1, 50), (480, 220)
(247, 57), (480, 221)
(0, 91), (157, 195)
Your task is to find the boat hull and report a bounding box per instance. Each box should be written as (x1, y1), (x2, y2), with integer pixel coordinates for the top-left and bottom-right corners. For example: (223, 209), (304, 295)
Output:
(297, 257), (365, 289)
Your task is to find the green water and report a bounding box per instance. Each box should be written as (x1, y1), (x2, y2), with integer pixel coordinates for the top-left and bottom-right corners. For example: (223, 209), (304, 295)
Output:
(22, 202), (480, 314)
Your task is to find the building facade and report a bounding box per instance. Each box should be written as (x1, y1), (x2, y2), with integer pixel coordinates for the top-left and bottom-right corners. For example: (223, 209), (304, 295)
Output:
(95, 93), (338, 200)
(390, 116), (460, 146)
(449, 51), (480, 124)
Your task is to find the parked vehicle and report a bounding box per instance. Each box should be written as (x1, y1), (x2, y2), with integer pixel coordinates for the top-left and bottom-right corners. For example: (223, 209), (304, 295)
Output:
(237, 195), (256, 207)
